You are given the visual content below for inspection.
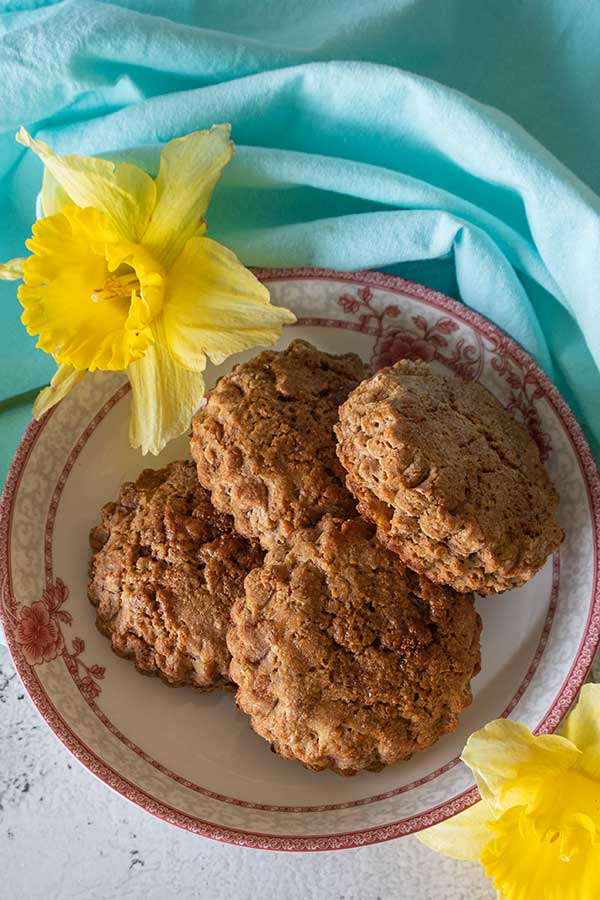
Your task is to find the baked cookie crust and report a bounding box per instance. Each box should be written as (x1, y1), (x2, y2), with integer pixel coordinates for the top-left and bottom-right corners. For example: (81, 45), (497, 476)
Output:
(228, 516), (481, 775)
(191, 340), (369, 548)
(88, 461), (263, 690)
(335, 360), (563, 594)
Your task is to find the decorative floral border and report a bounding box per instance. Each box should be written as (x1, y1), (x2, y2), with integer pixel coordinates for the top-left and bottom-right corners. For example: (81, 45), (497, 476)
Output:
(1, 387), (131, 702)
(0, 268), (599, 851)
(3, 575), (105, 701)
(337, 283), (551, 458)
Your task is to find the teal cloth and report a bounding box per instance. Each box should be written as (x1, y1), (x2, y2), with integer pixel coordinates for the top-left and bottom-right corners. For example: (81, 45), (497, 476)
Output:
(1, 0), (600, 475)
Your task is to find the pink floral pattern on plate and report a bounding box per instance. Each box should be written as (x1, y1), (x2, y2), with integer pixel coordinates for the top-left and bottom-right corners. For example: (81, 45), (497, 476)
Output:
(338, 284), (552, 459)
(12, 576), (104, 698)
(14, 581), (68, 664)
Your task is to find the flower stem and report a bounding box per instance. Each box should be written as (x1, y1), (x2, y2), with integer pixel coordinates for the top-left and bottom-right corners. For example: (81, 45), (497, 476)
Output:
(0, 386), (46, 413)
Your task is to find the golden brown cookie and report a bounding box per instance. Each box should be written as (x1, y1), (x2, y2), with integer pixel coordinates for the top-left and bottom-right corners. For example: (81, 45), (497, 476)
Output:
(88, 460), (263, 690)
(190, 339), (368, 549)
(335, 360), (563, 595)
(228, 516), (481, 775)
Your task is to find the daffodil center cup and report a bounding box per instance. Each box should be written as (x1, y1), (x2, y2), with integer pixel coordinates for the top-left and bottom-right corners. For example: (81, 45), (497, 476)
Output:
(91, 263), (140, 305)
(19, 204), (166, 372)
(101, 238), (166, 355)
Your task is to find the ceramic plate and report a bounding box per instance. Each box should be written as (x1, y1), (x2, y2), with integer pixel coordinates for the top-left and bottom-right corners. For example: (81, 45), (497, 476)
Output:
(1, 269), (599, 851)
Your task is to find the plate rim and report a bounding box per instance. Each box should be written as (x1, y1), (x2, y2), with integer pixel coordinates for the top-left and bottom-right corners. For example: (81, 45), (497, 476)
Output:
(1, 266), (599, 851)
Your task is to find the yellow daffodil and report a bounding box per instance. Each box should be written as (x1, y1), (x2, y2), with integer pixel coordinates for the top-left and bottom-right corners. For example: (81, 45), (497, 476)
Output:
(417, 684), (600, 900)
(0, 126), (295, 453)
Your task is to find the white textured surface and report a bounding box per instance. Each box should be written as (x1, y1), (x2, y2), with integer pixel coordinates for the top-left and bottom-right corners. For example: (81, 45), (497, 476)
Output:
(3, 638), (600, 898)
(0, 644), (494, 900)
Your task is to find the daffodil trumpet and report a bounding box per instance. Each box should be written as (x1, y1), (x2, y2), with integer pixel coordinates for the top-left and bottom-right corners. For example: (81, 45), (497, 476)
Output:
(418, 683), (600, 900)
(0, 126), (295, 454)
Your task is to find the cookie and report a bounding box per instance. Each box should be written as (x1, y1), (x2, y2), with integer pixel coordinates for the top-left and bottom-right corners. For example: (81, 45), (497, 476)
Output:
(228, 516), (481, 775)
(88, 460), (263, 690)
(335, 360), (563, 595)
(190, 339), (369, 549)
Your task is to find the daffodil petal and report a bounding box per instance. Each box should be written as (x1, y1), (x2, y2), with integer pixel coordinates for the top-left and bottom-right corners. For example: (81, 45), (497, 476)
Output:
(0, 257), (25, 280)
(141, 125), (233, 269)
(481, 806), (600, 900)
(127, 315), (206, 455)
(19, 205), (153, 371)
(32, 364), (84, 419)
(416, 799), (494, 861)
(462, 719), (581, 815)
(563, 684), (600, 778)
(17, 127), (156, 241)
(41, 169), (71, 217)
(163, 236), (296, 371)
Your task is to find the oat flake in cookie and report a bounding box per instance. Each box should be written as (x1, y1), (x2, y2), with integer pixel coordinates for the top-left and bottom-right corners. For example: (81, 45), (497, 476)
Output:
(228, 516), (481, 776)
(88, 460), (263, 690)
(335, 359), (564, 595)
(190, 339), (369, 549)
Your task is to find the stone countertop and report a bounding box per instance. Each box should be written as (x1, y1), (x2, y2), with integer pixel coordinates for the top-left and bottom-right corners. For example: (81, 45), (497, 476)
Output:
(0, 644), (494, 900)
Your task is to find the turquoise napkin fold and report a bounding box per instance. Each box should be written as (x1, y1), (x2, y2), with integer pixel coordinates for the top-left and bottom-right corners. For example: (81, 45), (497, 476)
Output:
(1, 0), (599, 479)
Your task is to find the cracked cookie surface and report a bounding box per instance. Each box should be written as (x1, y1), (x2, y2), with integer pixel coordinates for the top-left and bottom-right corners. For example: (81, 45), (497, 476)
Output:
(88, 460), (263, 690)
(335, 360), (563, 594)
(190, 340), (369, 549)
(228, 516), (481, 775)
